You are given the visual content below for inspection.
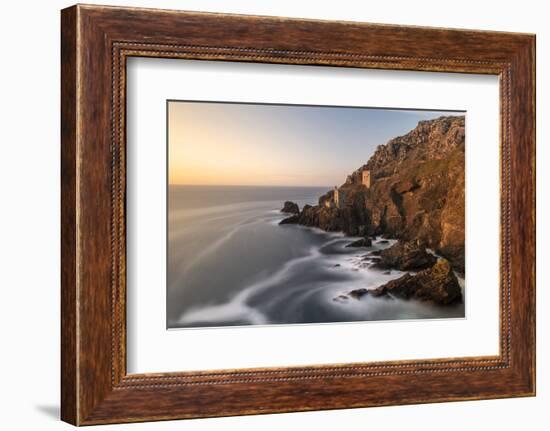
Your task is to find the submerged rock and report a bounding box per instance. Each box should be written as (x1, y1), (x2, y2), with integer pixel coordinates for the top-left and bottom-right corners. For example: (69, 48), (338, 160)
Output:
(348, 288), (368, 299)
(373, 240), (437, 271)
(333, 294), (349, 303)
(281, 201), (300, 214)
(345, 287), (393, 301)
(371, 258), (462, 305)
(279, 214), (300, 225)
(345, 237), (373, 248)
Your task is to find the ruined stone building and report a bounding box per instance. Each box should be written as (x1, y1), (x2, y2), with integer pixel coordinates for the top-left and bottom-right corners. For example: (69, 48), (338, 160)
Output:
(361, 169), (371, 188)
(333, 186), (346, 208)
(326, 169), (371, 209)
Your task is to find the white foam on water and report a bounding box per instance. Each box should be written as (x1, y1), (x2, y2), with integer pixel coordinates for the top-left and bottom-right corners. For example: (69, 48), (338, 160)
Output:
(178, 245), (323, 326)
(177, 230), (407, 327)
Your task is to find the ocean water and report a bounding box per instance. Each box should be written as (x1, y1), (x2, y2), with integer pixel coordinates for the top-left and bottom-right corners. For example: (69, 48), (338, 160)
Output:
(168, 185), (465, 329)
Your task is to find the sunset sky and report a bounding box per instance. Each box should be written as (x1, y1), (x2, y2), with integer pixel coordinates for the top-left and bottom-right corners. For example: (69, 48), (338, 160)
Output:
(168, 101), (460, 187)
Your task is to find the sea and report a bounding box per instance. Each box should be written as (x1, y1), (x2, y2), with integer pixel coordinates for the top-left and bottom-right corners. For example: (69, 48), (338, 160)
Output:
(167, 185), (465, 329)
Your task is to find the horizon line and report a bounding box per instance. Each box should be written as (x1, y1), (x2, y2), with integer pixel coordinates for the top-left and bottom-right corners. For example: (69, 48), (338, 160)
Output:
(168, 183), (334, 188)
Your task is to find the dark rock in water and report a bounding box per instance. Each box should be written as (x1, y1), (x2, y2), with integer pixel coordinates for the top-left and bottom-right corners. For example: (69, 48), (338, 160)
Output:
(281, 201), (300, 214)
(348, 288), (369, 299)
(383, 270), (391, 275)
(345, 237), (373, 248)
(374, 240), (437, 271)
(377, 240), (390, 244)
(371, 258), (462, 305)
(347, 287), (395, 301)
(361, 255), (381, 265)
(333, 264), (341, 267)
(297, 204), (344, 232)
(279, 214), (300, 225)
(333, 294), (349, 303)
(369, 287), (389, 298)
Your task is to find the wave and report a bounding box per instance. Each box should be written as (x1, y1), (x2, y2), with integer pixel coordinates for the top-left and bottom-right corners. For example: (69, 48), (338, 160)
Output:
(176, 233), (407, 327)
(178, 244), (323, 326)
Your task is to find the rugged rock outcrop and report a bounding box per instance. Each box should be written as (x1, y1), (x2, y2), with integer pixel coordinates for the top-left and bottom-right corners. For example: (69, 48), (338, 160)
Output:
(282, 115), (465, 274)
(279, 214), (300, 225)
(372, 240), (437, 271)
(348, 258), (462, 305)
(371, 258), (462, 304)
(281, 201), (300, 214)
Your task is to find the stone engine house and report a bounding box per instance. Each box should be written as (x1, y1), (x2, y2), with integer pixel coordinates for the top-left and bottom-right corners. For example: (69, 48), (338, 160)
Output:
(326, 169), (371, 209)
(361, 169), (371, 188)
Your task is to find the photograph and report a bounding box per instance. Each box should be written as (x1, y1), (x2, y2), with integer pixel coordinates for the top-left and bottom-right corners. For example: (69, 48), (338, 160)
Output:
(167, 101), (466, 328)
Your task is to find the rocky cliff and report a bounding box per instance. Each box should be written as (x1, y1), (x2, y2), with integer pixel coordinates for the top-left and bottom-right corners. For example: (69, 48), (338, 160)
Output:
(284, 115), (465, 274)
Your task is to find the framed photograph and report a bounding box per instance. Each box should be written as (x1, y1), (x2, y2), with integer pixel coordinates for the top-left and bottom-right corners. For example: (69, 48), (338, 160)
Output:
(61, 4), (535, 425)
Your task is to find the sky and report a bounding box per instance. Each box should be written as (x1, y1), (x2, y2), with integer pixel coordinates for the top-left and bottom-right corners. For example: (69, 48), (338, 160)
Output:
(168, 101), (462, 187)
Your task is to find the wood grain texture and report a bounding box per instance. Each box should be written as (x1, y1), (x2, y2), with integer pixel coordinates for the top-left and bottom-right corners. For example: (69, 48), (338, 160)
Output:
(60, 5), (78, 425)
(60, 4), (536, 425)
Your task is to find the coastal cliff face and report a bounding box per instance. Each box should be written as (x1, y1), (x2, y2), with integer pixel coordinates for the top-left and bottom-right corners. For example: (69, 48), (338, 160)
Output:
(292, 115), (465, 273)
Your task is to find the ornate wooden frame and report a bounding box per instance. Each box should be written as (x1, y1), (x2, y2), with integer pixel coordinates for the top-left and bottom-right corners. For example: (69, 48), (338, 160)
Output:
(61, 4), (536, 425)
